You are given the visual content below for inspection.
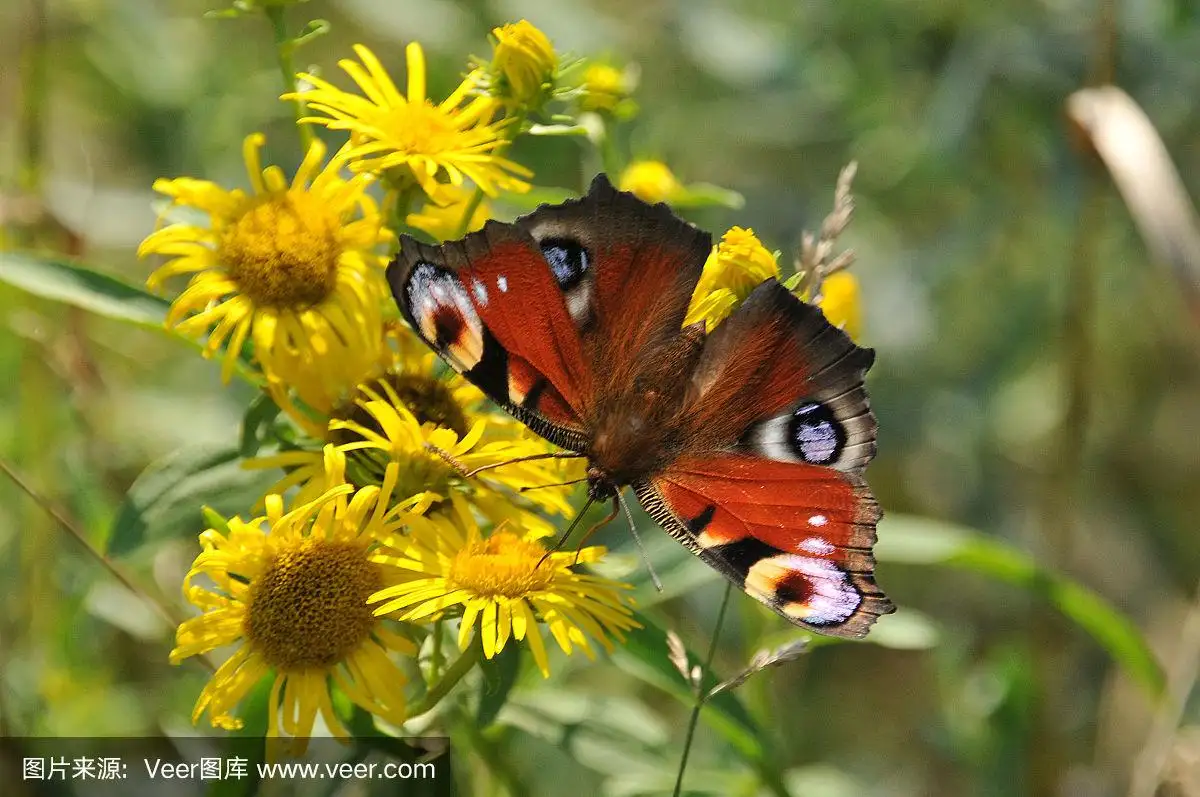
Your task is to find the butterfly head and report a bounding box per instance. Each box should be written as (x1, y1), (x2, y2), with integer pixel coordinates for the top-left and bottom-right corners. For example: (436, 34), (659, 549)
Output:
(585, 466), (619, 502)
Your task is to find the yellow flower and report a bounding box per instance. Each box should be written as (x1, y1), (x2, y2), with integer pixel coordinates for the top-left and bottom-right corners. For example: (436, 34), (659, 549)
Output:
(171, 446), (442, 756)
(618, 160), (684, 205)
(249, 330), (578, 532)
(332, 393), (576, 527)
(488, 20), (557, 111)
(579, 62), (637, 117)
(406, 183), (491, 241)
(684, 227), (780, 331)
(292, 43), (532, 198)
(814, 271), (862, 340)
(371, 500), (639, 676)
(140, 134), (388, 387)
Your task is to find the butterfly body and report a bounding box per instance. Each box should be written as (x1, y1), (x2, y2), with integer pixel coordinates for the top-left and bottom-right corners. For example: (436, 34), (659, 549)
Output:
(389, 175), (893, 638)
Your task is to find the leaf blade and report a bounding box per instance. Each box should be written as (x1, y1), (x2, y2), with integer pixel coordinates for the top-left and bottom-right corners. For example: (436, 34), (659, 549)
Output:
(877, 514), (1166, 696)
(0, 252), (169, 328)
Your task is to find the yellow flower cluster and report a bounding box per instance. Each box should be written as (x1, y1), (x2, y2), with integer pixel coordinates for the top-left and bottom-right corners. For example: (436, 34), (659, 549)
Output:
(174, 447), (633, 752)
(139, 15), (865, 752)
(141, 22), (643, 751)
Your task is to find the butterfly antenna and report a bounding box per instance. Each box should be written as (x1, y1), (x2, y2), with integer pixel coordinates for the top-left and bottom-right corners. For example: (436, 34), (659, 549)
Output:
(422, 445), (584, 479)
(537, 494), (597, 569)
(617, 490), (663, 592)
(463, 451), (584, 479)
(519, 477), (588, 493)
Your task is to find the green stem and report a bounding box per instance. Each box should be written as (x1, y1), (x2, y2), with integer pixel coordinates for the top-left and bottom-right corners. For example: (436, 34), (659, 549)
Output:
(9, 0), (48, 250)
(264, 4), (314, 152)
(673, 583), (732, 797)
(452, 112), (527, 239)
(599, 120), (622, 178)
(19, 0), (47, 197)
(430, 618), (445, 677)
(1028, 4), (1112, 793)
(0, 459), (220, 674)
(407, 633), (482, 719)
(458, 721), (529, 797)
(452, 187), (487, 239)
(390, 183), (419, 237)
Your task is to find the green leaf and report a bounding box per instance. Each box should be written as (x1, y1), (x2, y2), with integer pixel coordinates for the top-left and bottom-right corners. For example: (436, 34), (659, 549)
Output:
(108, 444), (277, 555)
(877, 514), (1166, 696)
(290, 18), (330, 49)
(500, 687), (669, 776)
(476, 640), (521, 728)
(239, 392), (282, 457)
(610, 615), (779, 776)
(0, 251), (169, 328)
(671, 184), (746, 210)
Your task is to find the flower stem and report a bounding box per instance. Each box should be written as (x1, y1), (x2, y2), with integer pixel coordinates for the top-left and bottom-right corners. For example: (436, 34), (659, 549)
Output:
(19, 0), (47, 197)
(453, 112), (527, 239)
(407, 632), (482, 719)
(263, 4), (314, 152)
(599, 121), (622, 178)
(452, 187), (487, 240)
(672, 582), (732, 797)
(390, 183), (419, 237)
(0, 458), (211, 668)
(430, 618), (445, 676)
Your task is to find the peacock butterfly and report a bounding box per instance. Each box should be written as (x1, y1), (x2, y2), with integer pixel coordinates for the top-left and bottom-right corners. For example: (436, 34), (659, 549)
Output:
(386, 174), (892, 638)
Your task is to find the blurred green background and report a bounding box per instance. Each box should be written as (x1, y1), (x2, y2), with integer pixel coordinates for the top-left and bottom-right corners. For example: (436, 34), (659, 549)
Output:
(3, 1), (1200, 795)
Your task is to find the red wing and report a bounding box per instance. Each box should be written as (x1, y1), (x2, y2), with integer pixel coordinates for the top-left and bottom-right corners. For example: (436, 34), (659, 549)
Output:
(388, 175), (711, 450)
(680, 279), (877, 474)
(636, 453), (892, 638)
(638, 279), (890, 637)
(512, 176), (711, 405)
(389, 224), (592, 449)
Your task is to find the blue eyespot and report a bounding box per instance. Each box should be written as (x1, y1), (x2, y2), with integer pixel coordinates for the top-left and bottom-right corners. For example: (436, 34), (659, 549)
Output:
(540, 238), (590, 289)
(788, 401), (844, 465)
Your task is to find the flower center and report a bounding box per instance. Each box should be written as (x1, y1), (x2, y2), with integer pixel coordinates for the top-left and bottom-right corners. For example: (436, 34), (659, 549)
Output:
(244, 539), (382, 672)
(380, 102), (462, 155)
(220, 192), (342, 309)
(330, 372), (470, 494)
(447, 532), (555, 598)
(335, 373), (469, 441)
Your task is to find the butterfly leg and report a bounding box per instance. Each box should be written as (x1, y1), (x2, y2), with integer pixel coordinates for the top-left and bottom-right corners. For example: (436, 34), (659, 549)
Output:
(571, 497), (621, 565)
(534, 494), (617, 569)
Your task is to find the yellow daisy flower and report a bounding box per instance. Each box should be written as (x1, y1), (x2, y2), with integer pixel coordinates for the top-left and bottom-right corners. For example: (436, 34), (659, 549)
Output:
(291, 43), (532, 198)
(618, 160), (684, 205)
(371, 499), (639, 676)
(332, 392), (575, 528)
(248, 323), (578, 525)
(486, 20), (558, 111)
(140, 134), (389, 386)
(406, 183), (491, 242)
(684, 226), (781, 331)
(812, 271), (862, 340)
(171, 446), (443, 756)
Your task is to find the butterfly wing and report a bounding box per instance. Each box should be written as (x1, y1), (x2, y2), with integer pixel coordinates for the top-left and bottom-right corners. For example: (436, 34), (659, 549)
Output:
(636, 279), (892, 637)
(388, 174), (711, 451)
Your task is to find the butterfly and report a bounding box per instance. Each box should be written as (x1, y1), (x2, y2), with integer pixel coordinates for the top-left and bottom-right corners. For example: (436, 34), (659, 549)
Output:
(386, 174), (892, 638)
